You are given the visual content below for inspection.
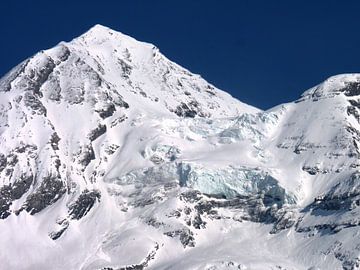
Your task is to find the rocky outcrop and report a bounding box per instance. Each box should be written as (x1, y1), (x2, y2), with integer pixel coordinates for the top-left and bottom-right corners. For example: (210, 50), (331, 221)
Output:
(22, 175), (66, 215)
(100, 243), (159, 270)
(88, 124), (107, 141)
(49, 189), (101, 240)
(343, 82), (360, 97)
(69, 189), (101, 220)
(164, 229), (195, 247)
(0, 174), (33, 219)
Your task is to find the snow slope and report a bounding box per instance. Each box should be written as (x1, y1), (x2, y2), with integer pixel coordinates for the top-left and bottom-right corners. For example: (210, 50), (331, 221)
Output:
(0, 25), (360, 270)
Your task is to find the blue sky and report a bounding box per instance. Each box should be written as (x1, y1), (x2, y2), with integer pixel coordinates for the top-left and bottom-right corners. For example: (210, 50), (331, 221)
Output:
(1, 0), (360, 109)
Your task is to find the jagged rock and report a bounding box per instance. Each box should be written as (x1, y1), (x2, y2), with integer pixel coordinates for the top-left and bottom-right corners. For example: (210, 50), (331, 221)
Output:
(349, 99), (360, 108)
(104, 144), (120, 155)
(179, 190), (202, 203)
(0, 185), (13, 219)
(50, 190), (101, 241)
(23, 92), (47, 115)
(26, 56), (56, 96)
(174, 102), (198, 118)
(343, 82), (360, 96)
(55, 44), (71, 62)
(114, 243), (159, 270)
(78, 144), (95, 168)
(96, 103), (116, 119)
(270, 208), (298, 234)
(0, 174), (33, 219)
(302, 165), (320, 175)
(69, 189), (101, 220)
(311, 173), (360, 211)
(88, 124), (107, 141)
(46, 76), (62, 102)
(167, 210), (181, 218)
(110, 115), (127, 127)
(49, 220), (69, 240)
(0, 154), (6, 172)
(347, 106), (360, 123)
(50, 132), (61, 150)
(11, 174), (34, 200)
(164, 229), (195, 247)
(118, 59), (132, 78)
(6, 153), (18, 167)
(192, 213), (206, 229)
(23, 175), (65, 215)
(144, 217), (164, 228)
(14, 144), (37, 154)
(0, 60), (29, 92)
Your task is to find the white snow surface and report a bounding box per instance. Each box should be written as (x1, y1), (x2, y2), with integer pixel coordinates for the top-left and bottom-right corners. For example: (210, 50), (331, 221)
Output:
(0, 25), (360, 270)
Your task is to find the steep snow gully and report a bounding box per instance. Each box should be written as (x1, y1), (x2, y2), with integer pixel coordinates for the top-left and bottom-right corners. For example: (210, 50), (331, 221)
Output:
(1, 24), (360, 270)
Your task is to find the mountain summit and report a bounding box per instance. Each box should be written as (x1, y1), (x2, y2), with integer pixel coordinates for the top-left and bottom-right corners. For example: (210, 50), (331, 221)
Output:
(1, 25), (360, 270)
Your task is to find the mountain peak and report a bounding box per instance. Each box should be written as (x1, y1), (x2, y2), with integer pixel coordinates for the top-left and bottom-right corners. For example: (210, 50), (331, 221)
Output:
(89, 23), (110, 31)
(83, 24), (126, 39)
(0, 23), (259, 121)
(300, 73), (360, 100)
(71, 24), (152, 51)
(80, 24), (123, 38)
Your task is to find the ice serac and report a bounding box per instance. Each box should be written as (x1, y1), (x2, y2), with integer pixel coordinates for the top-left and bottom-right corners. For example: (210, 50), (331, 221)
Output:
(0, 24), (360, 270)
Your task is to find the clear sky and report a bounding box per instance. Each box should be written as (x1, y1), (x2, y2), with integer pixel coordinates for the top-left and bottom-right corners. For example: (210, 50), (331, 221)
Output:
(1, 0), (360, 109)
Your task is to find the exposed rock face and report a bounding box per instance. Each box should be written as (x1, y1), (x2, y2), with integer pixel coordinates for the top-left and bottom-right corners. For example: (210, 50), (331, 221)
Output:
(69, 189), (101, 220)
(343, 82), (360, 97)
(23, 92), (47, 115)
(88, 124), (107, 141)
(77, 144), (96, 168)
(49, 189), (101, 240)
(96, 103), (116, 119)
(174, 101), (203, 118)
(164, 229), (195, 247)
(0, 174), (34, 219)
(23, 175), (65, 215)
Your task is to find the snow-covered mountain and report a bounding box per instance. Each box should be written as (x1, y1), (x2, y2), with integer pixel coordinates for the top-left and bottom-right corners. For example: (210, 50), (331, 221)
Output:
(0, 24), (360, 270)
